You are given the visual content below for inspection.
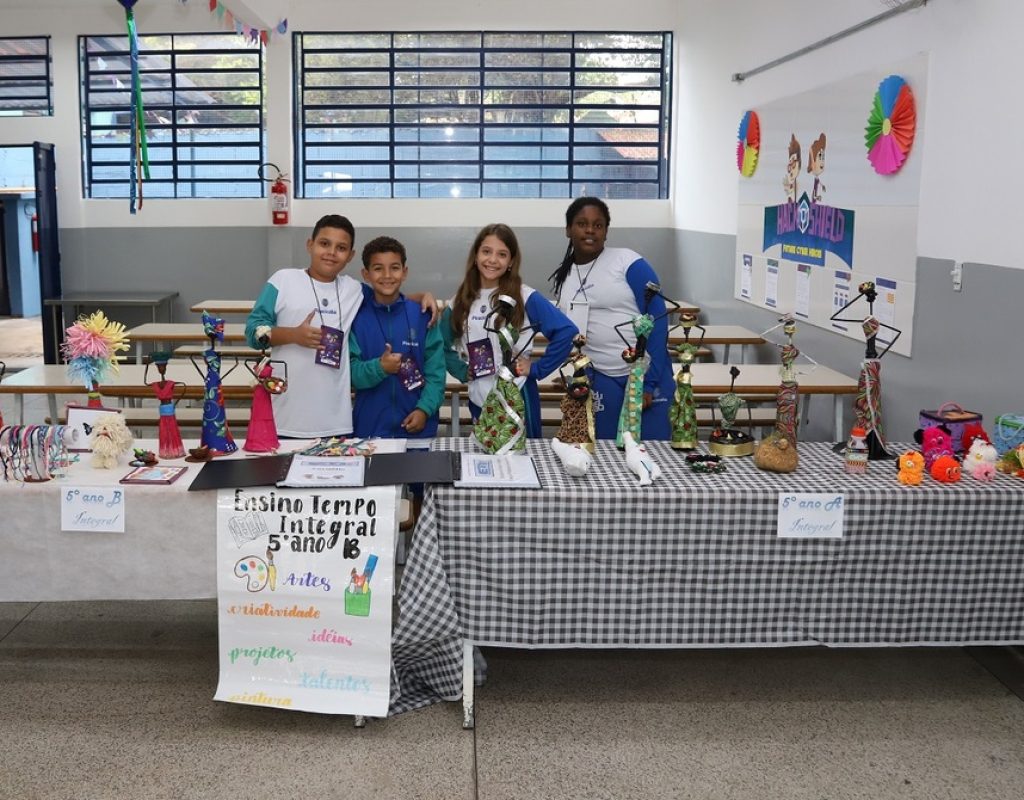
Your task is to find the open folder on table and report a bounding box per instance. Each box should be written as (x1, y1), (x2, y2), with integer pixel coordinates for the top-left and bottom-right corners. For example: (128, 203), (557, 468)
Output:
(187, 450), (459, 491)
(454, 453), (542, 489)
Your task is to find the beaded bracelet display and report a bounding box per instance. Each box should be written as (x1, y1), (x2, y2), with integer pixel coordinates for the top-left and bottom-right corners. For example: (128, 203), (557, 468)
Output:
(0, 424), (70, 482)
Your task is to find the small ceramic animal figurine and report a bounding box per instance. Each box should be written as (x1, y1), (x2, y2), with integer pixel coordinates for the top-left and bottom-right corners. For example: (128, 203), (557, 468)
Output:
(896, 450), (925, 486)
(550, 437), (593, 477)
(622, 430), (661, 486)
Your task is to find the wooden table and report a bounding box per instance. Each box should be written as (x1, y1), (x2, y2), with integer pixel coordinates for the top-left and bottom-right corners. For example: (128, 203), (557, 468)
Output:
(44, 291), (179, 359)
(189, 299), (255, 315)
(0, 362), (256, 425)
(125, 322), (248, 363)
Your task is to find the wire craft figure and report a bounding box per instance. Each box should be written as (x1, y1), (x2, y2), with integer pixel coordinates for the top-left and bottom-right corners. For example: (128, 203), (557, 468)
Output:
(243, 328), (288, 453)
(473, 294), (537, 454)
(709, 366), (756, 457)
(830, 281), (901, 460)
(667, 307), (705, 450)
(613, 282), (664, 449)
(191, 311), (238, 456)
(143, 350), (186, 459)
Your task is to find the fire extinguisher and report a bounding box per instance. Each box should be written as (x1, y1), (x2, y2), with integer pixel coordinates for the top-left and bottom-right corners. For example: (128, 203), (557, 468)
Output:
(260, 162), (290, 226)
(31, 213), (39, 252)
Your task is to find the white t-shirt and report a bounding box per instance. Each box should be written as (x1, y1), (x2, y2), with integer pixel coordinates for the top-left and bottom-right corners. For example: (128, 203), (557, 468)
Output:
(555, 247), (642, 377)
(459, 285), (536, 409)
(263, 268), (364, 437)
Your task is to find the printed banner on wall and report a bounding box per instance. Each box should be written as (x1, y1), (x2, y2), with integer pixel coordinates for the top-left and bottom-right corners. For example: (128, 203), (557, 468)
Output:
(735, 55), (926, 357)
(214, 486), (397, 717)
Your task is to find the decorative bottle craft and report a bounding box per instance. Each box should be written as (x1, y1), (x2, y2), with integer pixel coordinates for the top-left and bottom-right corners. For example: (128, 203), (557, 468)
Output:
(556, 335), (595, 453)
(669, 313), (704, 451)
(754, 316), (800, 474)
(615, 313), (653, 449)
(844, 426), (869, 474)
(144, 351), (186, 460)
(244, 355), (287, 453)
(192, 312), (237, 456)
(473, 295), (530, 455)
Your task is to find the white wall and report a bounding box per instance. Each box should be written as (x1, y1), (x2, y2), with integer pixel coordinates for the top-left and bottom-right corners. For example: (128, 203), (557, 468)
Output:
(673, 0), (1024, 269)
(0, 0), (679, 230)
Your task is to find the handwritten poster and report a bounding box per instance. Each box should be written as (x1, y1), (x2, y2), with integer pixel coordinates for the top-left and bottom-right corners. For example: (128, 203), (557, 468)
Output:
(777, 492), (844, 539)
(214, 486), (397, 717)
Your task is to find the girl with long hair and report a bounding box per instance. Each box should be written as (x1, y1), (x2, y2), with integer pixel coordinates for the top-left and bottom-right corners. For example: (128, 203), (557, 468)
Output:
(442, 223), (577, 437)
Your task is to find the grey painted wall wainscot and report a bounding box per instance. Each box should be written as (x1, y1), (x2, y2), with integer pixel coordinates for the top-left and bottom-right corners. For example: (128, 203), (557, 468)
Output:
(58, 225), (1023, 445)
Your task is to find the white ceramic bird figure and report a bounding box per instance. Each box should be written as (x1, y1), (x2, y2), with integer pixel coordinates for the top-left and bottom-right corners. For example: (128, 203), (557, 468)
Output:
(550, 437), (593, 477)
(622, 431), (661, 486)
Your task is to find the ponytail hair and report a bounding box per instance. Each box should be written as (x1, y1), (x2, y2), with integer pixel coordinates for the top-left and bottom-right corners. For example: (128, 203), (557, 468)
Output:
(549, 196), (611, 298)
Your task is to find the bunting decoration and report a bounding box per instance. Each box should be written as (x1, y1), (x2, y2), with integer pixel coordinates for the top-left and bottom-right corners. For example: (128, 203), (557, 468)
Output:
(201, 0), (287, 44)
(117, 0), (151, 214)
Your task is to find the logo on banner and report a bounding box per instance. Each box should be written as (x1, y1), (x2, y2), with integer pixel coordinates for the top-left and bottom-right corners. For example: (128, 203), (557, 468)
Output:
(763, 192), (856, 267)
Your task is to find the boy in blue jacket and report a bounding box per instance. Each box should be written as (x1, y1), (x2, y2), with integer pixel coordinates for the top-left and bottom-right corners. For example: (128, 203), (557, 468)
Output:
(349, 236), (445, 439)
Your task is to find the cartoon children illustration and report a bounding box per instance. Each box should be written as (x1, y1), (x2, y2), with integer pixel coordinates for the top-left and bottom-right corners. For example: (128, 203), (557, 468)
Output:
(808, 133), (826, 203)
(783, 134), (801, 203)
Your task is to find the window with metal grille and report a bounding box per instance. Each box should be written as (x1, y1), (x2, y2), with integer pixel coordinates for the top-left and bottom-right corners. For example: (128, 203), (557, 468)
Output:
(0, 37), (52, 116)
(294, 31), (671, 199)
(79, 33), (264, 199)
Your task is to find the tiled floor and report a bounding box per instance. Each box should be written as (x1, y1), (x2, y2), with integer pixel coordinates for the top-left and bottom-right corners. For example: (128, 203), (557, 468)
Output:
(1, 599), (1023, 800)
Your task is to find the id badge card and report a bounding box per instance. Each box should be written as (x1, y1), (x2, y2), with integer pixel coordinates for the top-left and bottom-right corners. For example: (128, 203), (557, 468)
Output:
(315, 325), (343, 369)
(467, 338), (496, 379)
(567, 300), (590, 336)
(398, 355), (425, 391)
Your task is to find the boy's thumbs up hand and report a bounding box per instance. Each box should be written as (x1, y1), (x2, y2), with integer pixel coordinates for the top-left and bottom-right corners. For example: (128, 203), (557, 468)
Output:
(294, 310), (323, 348)
(380, 343), (402, 374)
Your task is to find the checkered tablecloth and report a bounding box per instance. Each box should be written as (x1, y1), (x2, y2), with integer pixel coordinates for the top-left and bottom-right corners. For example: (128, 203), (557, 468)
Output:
(388, 438), (1024, 714)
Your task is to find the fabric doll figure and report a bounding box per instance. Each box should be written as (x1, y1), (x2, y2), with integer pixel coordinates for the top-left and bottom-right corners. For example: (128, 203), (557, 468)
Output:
(244, 354), (287, 453)
(556, 335), (596, 453)
(669, 312), (705, 450)
(473, 295), (531, 454)
(615, 312), (654, 449)
(143, 351), (186, 459)
(191, 312), (238, 456)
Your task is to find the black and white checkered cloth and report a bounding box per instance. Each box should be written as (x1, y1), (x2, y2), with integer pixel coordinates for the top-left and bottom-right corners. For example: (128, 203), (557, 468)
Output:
(389, 438), (1024, 714)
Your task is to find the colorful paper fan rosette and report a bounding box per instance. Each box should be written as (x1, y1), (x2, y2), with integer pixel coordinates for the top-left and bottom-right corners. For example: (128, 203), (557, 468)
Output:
(736, 110), (760, 177)
(865, 74), (916, 175)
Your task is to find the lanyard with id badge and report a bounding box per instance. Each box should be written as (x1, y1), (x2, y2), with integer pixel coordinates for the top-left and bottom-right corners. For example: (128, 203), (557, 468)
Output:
(466, 300), (497, 379)
(378, 304), (426, 390)
(565, 256), (600, 337)
(309, 275), (344, 369)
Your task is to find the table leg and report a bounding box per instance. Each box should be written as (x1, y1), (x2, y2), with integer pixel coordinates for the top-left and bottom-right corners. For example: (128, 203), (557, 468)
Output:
(462, 640), (475, 729)
(353, 715), (366, 728)
(723, 343), (732, 364)
(451, 392), (461, 438)
(833, 396), (843, 441)
(16, 395), (24, 425)
(135, 342), (143, 365)
(48, 393), (58, 427)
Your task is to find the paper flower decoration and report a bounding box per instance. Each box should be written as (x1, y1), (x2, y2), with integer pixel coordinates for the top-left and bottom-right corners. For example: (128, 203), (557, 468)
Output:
(736, 110), (760, 177)
(62, 311), (129, 403)
(865, 75), (916, 175)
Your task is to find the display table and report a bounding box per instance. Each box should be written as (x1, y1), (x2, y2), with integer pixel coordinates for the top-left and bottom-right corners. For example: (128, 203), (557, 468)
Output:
(390, 438), (1024, 723)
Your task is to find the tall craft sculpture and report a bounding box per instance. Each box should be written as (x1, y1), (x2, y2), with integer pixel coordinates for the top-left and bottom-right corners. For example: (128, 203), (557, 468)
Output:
(613, 282), (663, 449)
(830, 281), (901, 460)
(668, 310), (704, 450)
(191, 312), (238, 456)
(555, 334), (596, 453)
(143, 351), (186, 459)
(473, 294), (536, 455)
(753, 316), (801, 473)
(243, 330), (288, 453)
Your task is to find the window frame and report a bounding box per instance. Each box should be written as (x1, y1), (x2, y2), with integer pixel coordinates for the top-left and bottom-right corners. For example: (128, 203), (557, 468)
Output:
(0, 36), (53, 117)
(293, 30), (673, 200)
(78, 32), (266, 200)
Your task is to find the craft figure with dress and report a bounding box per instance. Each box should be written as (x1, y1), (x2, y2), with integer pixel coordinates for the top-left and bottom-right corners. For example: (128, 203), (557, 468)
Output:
(612, 281), (666, 449)
(143, 350), (186, 459)
(191, 311), (238, 456)
(830, 280), (901, 460)
(665, 304), (704, 451)
(242, 326), (288, 453)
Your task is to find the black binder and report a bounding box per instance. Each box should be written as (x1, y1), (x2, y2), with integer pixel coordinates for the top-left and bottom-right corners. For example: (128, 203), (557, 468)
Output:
(187, 450), (459, 491)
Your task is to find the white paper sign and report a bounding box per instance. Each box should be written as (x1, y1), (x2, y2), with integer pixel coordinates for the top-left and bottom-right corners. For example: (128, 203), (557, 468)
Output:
(874, 276), (898, 347)
(740, 254), (753, 299)
(764, 259), (779, 308)
(61, 485), (126, 533)
(794, 263), (811, 319)
(777, 492), (844, 538)
(214, 486), (397, 717)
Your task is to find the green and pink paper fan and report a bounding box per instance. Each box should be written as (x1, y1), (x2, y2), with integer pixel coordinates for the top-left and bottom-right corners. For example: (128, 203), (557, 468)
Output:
(736, 110), (760, 177)
(865, 75), (916, 175)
